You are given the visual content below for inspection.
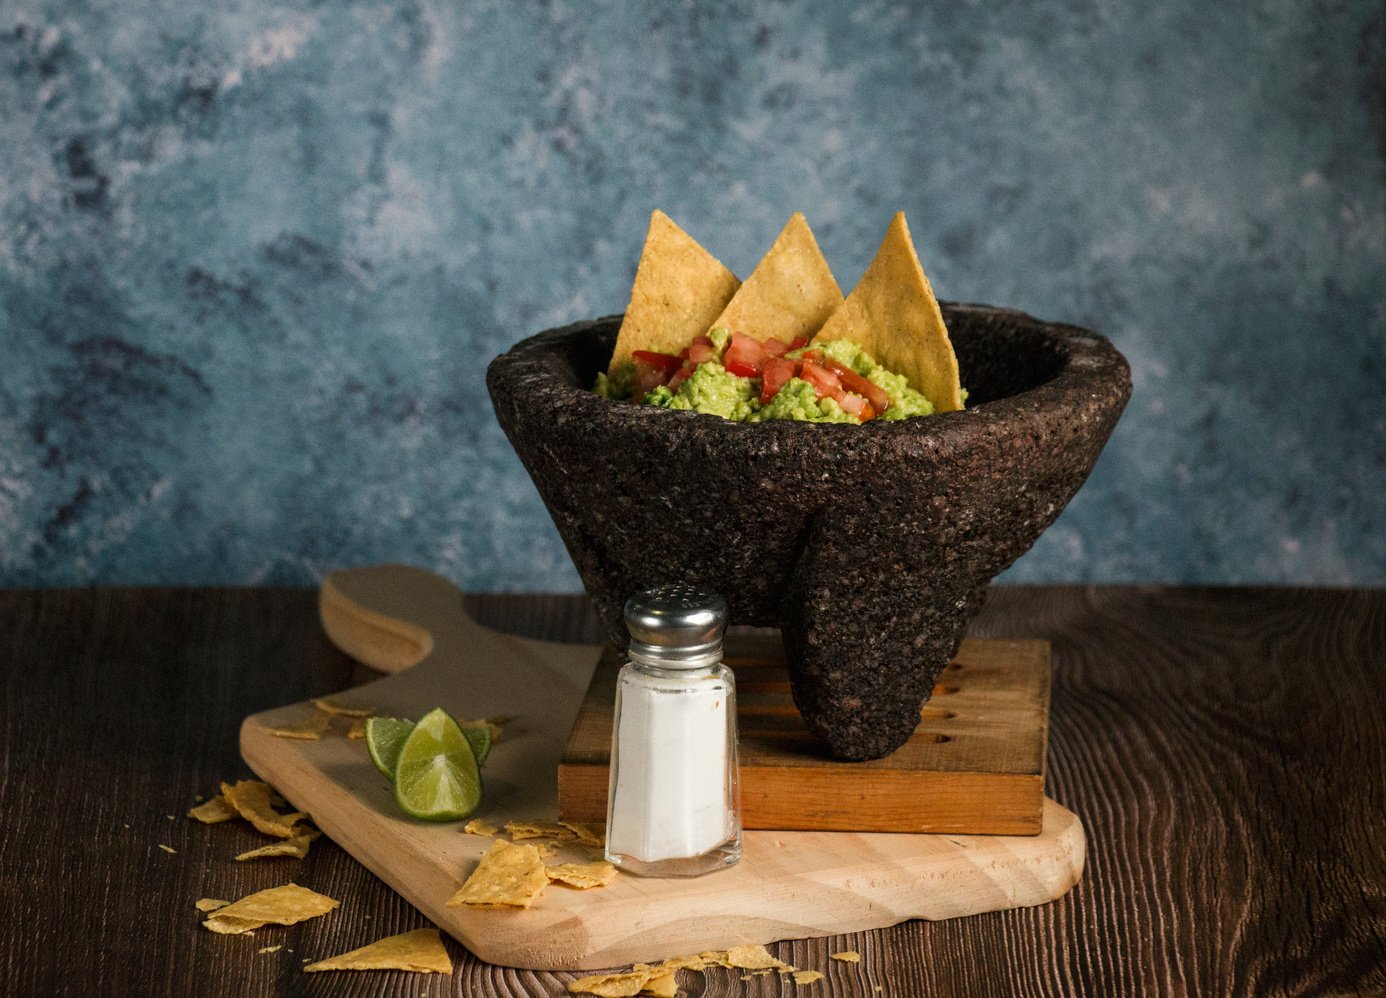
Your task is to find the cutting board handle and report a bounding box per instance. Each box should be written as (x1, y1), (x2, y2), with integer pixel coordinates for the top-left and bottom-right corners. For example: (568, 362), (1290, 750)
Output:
(319, 564), (485, 674)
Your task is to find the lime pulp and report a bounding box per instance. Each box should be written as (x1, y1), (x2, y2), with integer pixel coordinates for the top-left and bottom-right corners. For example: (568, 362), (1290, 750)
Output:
(392, 708), (482, 821)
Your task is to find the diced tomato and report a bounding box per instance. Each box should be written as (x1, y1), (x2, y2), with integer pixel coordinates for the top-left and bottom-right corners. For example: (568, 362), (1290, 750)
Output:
(760, 357), (797, 404)
(761, 337), (792, 358)
(685, 336), (716, 365)
(632, 358), (671, 397)
(787, 336), (810, 351)
(835, 391), (875, 421)
(825, 359), (892, 414)
(723, 332), (767, 378)
(631, 350), (682, 373)
(799, 359), (841, 398)
(666, 365), (691, 392)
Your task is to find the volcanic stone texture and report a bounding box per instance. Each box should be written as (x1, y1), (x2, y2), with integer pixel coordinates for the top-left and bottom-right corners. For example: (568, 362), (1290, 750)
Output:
(488, 305), (1131, 760)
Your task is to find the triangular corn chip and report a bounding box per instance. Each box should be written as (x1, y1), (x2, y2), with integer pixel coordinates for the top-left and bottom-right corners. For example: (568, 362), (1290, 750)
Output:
(201, 883), (339, 935)
(608, 210), (740, 373)
(710, 213), (842, 343)
(303, 928), (453, 974)
(813, 212), (964, 412)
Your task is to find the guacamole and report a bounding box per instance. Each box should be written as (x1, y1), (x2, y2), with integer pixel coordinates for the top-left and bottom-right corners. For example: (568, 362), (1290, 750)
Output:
(596, 328), (938, 424)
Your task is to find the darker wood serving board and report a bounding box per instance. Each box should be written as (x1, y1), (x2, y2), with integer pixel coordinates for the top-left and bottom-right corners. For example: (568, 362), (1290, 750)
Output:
(560, 633), (1051, 835)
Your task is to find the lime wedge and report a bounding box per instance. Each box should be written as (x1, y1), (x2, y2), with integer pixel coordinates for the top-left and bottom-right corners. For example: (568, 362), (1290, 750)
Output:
(393, 708), (482, 821)
(365, 717), (415, 779)
(459, 723), (492, 766)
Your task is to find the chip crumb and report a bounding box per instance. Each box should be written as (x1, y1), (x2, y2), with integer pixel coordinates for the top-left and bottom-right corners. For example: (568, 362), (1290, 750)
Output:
(187, 795), (239, 824)
(258, 945), (282, 954)
(558, 820), (605, 849)
(724, 944), (793, 971)
(166, 814), (175, 820)
(447, 840), (548, 908)
(263, 713), (332, 740)
(312, 698), (375, 718)
(220, 781), (309, 839)
(195, 899), (230, 912)
(505, 819), (578, 842)
(201, 884), (339, 935)
(831, 951), (861, 963)
(158, 844), (176, 854)
(546, 861), (617, 889)
(345, 720), (367, 739)
(303, 928), (452, 974)
(235, 832), (316, 861)
(793, 970), (824, 985)
(463, 818), (498, 837)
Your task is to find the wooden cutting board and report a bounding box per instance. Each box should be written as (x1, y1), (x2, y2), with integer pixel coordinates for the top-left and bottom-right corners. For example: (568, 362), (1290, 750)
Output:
(560, 636), (1050, 834)
(240, 565), (1085, 970)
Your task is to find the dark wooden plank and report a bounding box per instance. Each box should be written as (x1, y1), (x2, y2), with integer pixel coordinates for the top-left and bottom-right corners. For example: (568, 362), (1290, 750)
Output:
(1, 585), (1383, 996)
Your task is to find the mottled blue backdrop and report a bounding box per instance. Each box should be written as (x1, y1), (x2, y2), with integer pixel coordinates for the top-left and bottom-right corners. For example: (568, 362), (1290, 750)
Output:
(2, 1), (1383, 589)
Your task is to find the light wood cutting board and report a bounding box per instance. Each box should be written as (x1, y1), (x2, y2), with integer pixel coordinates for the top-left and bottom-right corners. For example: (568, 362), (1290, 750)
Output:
(240, 565), (1086, 970)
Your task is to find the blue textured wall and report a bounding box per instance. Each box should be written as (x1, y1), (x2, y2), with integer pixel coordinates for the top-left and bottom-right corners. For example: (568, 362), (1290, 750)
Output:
(2, 1), (1383, 589)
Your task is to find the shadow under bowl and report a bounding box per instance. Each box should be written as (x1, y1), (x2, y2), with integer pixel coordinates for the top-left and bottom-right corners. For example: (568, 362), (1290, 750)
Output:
(487, 304), (1131, 760)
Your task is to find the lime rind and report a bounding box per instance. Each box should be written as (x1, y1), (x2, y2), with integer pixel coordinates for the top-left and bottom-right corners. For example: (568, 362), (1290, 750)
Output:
(460, 723), (492, 766)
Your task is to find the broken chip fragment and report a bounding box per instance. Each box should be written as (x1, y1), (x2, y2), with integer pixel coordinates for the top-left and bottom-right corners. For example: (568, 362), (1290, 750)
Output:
(200, 883), (339, 935)
(446, 840), (548, 909)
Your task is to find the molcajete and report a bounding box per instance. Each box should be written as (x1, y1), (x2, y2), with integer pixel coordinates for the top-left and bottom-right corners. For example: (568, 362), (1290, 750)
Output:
(487, 304), (1131, 760)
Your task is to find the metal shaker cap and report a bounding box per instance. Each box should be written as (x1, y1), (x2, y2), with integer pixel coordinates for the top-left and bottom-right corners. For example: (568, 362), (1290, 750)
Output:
(624, 585), (727, 669)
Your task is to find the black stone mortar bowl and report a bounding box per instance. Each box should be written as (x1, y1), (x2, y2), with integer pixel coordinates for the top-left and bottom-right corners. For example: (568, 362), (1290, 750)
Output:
(487, 305), (1131, 760)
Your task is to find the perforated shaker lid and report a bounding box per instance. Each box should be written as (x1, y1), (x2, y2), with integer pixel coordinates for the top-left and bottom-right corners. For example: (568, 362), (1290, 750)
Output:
(624, 585), (727, 668)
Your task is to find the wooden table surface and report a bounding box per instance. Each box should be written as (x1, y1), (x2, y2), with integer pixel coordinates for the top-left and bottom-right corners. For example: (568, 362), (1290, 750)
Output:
(1, 585), (1383, 996)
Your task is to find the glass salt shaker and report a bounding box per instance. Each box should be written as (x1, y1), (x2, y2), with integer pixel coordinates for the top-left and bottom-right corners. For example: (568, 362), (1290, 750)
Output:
(605, 585), (741, 877)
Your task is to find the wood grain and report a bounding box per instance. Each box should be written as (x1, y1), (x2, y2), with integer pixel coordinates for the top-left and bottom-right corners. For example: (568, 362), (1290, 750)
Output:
(2, 585), (1383, 996)
(559, 635), (1051, 833)
(244, 566), (1081, 969)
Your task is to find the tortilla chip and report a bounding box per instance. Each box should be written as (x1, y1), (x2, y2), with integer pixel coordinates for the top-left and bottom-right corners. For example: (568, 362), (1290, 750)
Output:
(812, 212), (964, 412)
(557, 820), (605, 848)
(505, 819), (578, 842)
(793, 970), (825, 985)
(235, 832), (316, 861)
(220, 780), (308, 839)
(195, 898), (231, 912)
(567, 969), (654, 997)
(710, 213), (842, 343)
(312, 698), (374, 718)
(188, 795), (238, 824)
(157, 844), (176, 854)
(446, 840), (548, 908)
(263, 713), (332, 740)
(463, 818), (498, 837)
(345, 720), (367, 739)
(640, 971), (678, 998)
(303, 928), (453, 974)
(608, 210), (741, 374)
(831, 951), (860, 962)
(724, 944), (793, 971)
(546, 861), (616, 889)
(201, 883), (339, 935)
(258, 945), (282, 955)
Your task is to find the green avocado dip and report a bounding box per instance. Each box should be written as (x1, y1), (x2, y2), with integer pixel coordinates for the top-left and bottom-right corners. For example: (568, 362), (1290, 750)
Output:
(595, 327), (937, 424)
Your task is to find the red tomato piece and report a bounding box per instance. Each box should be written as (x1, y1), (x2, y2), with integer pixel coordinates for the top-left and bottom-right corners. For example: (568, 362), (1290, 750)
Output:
(667, 364), (692, 392)
(631, 350), (682, 373)
(632, 358), (671, 397)
(761, 337), (791, 358)
(824, 359), (892, 414)
(723, 332), (767, 378)
(799, 359), (841, 398)
(760, 357), (797, 404)
(835, 391), (876, 421)
(686, 336), (716, 365)
(787, 336), (810, 351)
